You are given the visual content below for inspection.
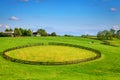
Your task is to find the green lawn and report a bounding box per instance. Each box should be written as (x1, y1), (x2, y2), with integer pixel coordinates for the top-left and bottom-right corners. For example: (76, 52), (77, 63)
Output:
(108, 38), (120, 47)
(0, 37), (120, 80)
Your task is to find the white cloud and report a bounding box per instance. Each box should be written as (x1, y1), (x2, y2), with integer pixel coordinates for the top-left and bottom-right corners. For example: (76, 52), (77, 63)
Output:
(113, 25), (120, 30)
(5, 25), (10, 29)
(110, 7), (118, 12)
(20, 0), (29, 2)
(9, 16), (19, 21)
(0, 24), (2, 27)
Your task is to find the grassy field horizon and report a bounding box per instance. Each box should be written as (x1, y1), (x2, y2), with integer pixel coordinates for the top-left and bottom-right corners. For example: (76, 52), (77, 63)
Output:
(0, 36), (120, 80)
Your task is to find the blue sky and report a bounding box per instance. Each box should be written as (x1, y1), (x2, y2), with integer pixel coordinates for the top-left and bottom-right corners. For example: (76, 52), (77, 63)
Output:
(0, 0), (120, 35)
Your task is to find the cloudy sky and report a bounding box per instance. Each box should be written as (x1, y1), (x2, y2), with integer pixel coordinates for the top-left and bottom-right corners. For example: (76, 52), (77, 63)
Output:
(0, 0), (120, 35)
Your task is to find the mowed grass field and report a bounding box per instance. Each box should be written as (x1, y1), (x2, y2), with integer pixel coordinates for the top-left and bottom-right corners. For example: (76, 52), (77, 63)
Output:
(0, 37), (120, 80)
(108, 38), (120, 47)
(5, 45), (96, 62)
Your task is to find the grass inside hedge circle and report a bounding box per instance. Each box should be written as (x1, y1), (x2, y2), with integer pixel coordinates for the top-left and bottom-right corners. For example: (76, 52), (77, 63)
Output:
(5, 45), (97, 62)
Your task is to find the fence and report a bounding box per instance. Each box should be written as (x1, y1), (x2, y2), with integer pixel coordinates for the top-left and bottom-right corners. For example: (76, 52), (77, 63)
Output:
(2, 42), (101, 65)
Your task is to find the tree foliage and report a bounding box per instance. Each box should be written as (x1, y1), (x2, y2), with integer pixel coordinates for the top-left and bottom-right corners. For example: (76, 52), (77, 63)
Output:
(1, 27), (57, 37)
(97, 30), (112, 40)
(5, 28), (13, 32)
(110, 29), (115, 37)
(27, 29), (32, 36)
(116, 30), (120, 39)
(81, 34), (90, 38)
(97, 29), (120, 40)
(14, 28), (22, 37)
(51, 32), (57, 36)
(64, 34), (73, 37)
(37, 29), (48, 36)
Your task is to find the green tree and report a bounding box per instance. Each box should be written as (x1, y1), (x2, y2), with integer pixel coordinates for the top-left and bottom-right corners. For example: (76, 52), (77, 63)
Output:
(23, 29), (28, 36)
(9, 28), (13, 32)
(37, 29), (47, 36)
(27, 29), (32, 36)
(97, 30), (112, 40)
(116, 30), (120, 39)
(5, 28), (9, 32)
(5, 28), (13, 32)
(81, 34), (89, 38)
(97, 31), (103, 40)
(110, 29), (115, 37)
(51, 32), (57, 36)
(14, 28), (22, 37)
(19, 28), (24, 36)
(105, 30), (112, 40)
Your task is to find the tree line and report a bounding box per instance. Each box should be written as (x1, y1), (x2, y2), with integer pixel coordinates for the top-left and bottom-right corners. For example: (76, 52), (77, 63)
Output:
(0, 28), (57, 37)
(1, 27), (120, 39)
(97, 29), (120, 40)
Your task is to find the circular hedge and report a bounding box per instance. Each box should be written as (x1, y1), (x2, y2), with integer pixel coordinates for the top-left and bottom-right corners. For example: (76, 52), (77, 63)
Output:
(2, 42), (101, 65)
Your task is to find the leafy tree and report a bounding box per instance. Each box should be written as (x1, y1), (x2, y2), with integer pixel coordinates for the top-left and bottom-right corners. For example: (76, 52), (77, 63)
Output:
(81, 35), (87, 38)
(51, 32), (57, 36)
(116, 30), (120, 39)
(37, 29), (47, 36)
(110, 29), (115, 37)
(5, 29), (9, 32)
(14, 28), (22, 37)
(18, 28), (32, 36)
(97, 31), (103, 40)
(9, 28), (13, 32)
(105, 30), (112, 40)
(97, 30), (113, 40)
(23, 29), (28, 36)
(64, 34), (73, 37)
(19, 28), (25, 36)
(5, 28), (13, 32)
(27, 29), (32, 36)
(81, 34), (90, 38)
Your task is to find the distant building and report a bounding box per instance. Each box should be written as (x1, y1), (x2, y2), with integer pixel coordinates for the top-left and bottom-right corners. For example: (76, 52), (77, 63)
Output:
(3, 32), (14, 37)
(32, 32), (41, 36)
